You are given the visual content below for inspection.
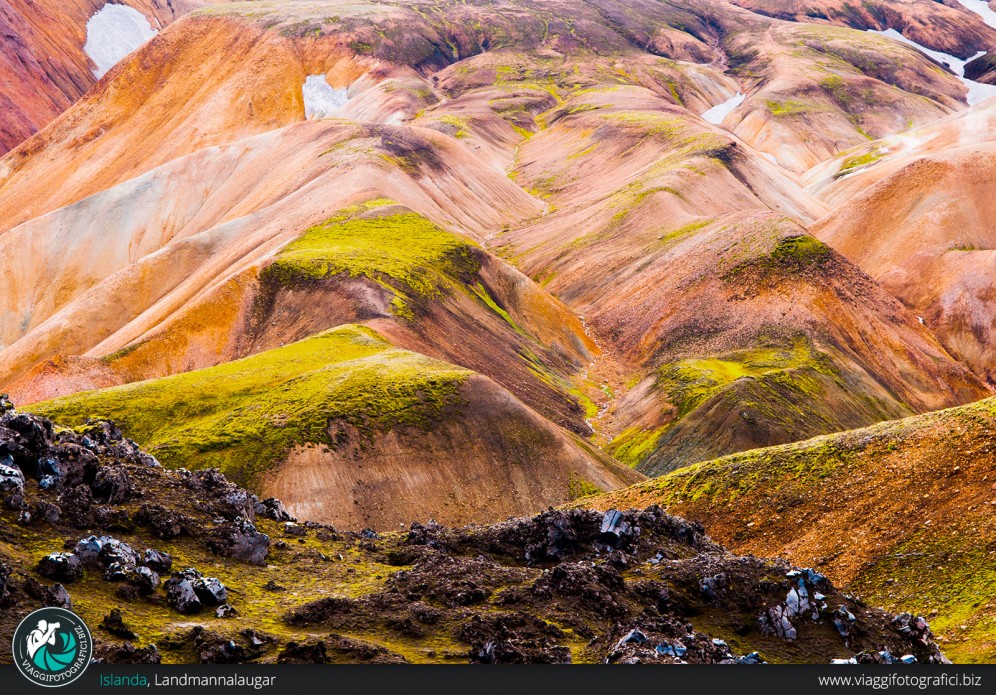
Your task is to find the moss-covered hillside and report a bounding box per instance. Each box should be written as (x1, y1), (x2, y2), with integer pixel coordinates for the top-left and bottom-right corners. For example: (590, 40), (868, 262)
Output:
(0, 407), (951, 664)
(576, 397), (996, 663)
(28, 326), (471, 486)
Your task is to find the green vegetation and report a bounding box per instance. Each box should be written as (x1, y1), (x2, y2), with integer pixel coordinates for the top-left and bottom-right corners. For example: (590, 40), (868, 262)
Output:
(724, 234), (834, 281)
(853, 534), (996, 664)
(262, 201), (480, 320)
(658, 217), (715, 247)
(836, 148), (882, 177)
(471, 282), (523, 335)
(656, 336), (837, 419)
(567, 474), (604, 500)
(28, 326), (472, 486)
(608, 426), (671, 468)
(765, 99), (821, 117)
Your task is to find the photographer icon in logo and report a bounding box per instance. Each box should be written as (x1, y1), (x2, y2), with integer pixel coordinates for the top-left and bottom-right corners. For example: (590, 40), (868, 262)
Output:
(12, 607), (92, 687)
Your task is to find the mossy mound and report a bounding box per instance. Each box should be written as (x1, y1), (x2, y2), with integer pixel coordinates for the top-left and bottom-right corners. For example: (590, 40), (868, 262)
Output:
(261, 201), (480, 320)
(656, 336), (837, 419)
(27, 326), (471, 486)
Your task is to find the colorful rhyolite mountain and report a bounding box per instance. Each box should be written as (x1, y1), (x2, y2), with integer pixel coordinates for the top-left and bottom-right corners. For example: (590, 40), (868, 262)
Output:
(2, 5), (996, 654)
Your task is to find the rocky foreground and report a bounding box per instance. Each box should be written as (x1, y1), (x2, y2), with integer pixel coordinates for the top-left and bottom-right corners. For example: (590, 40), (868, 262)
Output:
(0, 398), (947, 664)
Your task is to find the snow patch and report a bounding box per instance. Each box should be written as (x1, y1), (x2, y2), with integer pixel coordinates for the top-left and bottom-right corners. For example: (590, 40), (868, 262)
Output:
(867, 28), (996, 106)
(302, 75), (348, 119)
(955, 0), (996, 31)
(701, 92), (745, 125)
(84, 4), (158, 79)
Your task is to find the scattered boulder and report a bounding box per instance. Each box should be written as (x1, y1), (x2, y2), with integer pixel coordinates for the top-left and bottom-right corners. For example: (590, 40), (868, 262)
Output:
(213, 489), (257, 522)
(207, 519), (269, 565)
(598, 509), (634, 548)
(44, 583), (73, 610)
(92, 467), (132, 504)
(255, 497), (294, 522)
(135, 504), (188, 539)
(193, 577), (228, 606)
(46, 443), (99, 488)
(100, 609), (137, 639)
(73, 535), (106, 565)
(0, 461), (24, 497)
(142, 549), (172, 574)
(279, 640), (327, 664)
(98, 538), (140, 569)
(128, 566), (160, 595)
(833, 606), (857, 639)
(37, 552), (84, 583)
(164, 576), (202, 615)
(92, 642), (161, 664)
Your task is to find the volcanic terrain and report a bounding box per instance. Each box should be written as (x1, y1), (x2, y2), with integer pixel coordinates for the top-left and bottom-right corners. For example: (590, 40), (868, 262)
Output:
(3, 0), (996, 665)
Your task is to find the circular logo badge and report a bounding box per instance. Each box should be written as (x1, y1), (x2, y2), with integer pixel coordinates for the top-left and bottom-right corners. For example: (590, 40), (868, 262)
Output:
(12, 607), (92, 687)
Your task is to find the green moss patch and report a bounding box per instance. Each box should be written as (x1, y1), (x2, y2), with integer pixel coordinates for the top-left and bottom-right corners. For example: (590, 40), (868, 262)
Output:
(607, 426), (671, 468)
(835, 148), (882, 178)
(656, 336), (836, 419)
(723, 234), (834, 283)
(28, 326), (472, 486)
(262, 202), (480, 320)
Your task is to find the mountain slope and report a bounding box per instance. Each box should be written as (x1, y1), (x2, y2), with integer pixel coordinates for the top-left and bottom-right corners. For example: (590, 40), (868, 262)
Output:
(578, 396), (996, 663)
(0, 407), (952, 664)
(25, 325), (642, 528)
(0, 0), (227, 154)
(807, 101), (996, 385)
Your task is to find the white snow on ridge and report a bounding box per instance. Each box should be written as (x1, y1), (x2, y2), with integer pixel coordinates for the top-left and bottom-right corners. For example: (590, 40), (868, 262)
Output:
(84, 4), (158, 79)
(303, 75), (349, 119)
(701, 92), (745, 125)
(867, 28), (996, 106)
(955, 0), (996, 31)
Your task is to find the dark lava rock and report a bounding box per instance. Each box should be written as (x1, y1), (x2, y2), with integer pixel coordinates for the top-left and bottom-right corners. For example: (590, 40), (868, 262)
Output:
(142, 549), (173, 574)
(192, 629), (265, 664)
(135, 503), (188, 539)
(216, 604), (238, 618)
(0, 561), (12, 606)
(44, 583), (73, 610)
(101, 609), (137, 639)
(92, 467), (132, 504)
(0, 412), (54, 472)
(255, 497), (294, 522)
(129, 566), (160, 595)
(213, 489), (257, 522)
(47, 442), (99, 488)
(192, 577), (228, 606)
(388, 553), (530, 608)
(98, 537), (140, 569)
(207, 519), (269, 565)
(26, 500), (61, 525)
(530, 561), (626, 618)
(279, 640), (327, 664)
(325, 634), (407, 664)
(37, 552), (84, 583)
(462, 612), (570, 664)
(0, 460), (24, 497)
(164, 577), (202, 614)
(92, 642), (161, 665)
(57, 486), (94, 528)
